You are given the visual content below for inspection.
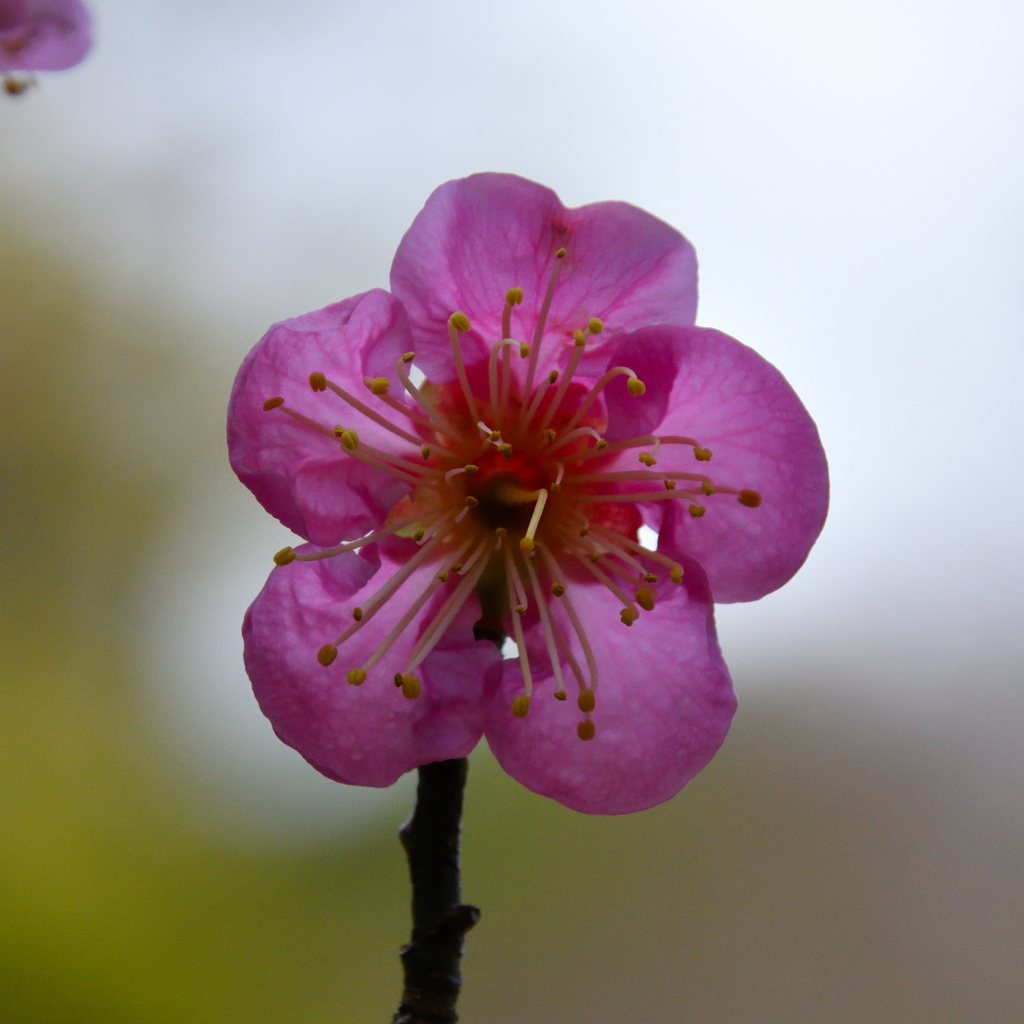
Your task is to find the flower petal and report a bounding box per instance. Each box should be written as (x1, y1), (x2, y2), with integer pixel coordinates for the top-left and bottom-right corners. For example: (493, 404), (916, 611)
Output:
(243, 545), (500, 787)
(604, 325), (829, 602)
(0, 0), (91, 72)
(390, 173), (698, 382)
(227, 290), (425, 546)
(483, 557), (735, 814)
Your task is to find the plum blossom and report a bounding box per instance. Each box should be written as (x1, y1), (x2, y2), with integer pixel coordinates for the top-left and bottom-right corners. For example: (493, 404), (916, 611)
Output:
(229, 173), (829, 814)
(1, 0), (91, 93)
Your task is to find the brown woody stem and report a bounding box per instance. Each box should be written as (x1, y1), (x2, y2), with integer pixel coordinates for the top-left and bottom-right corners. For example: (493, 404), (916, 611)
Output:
(392, 757), (479, 1024)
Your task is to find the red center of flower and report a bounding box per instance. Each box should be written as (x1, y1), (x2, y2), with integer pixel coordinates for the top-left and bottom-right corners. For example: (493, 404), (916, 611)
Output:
(262, 249), (760, 741)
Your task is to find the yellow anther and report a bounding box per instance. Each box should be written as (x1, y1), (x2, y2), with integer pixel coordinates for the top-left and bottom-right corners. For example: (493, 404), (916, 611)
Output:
(317, 644), (338, 667)
(550, 583), (566, 597)
(589, 552), (600, 563)
(465, 495), (479, 507)
(595, 439), (608, 450)
(413, 528), (425, 542)
(489, 429), (502, 441)
(368, 376), (390, 395)
(449, 311), (471, 333)
(401, 674), (421, 700)
(333, 425), (344, 437)
(394, 673), (404, 687)
(437, 570), (449, 582)
(464, 464), (479, 475)
(579, 526), (589, 537)
(689, 504), (706, 518)
(643, 572), (658, 583)
(512, 695), (530, 718)
(588, 317), (604, 335)
(578, 720), (596, 741)
(548, 369), (559, 384)
(702, 480), (714, 496)
(694, 446), (713, 462)
(543, 428), (556, 443)
(573, 328), (587, 346)
(555, 247), (567, 258)
(347, 667), (366, 686)
(627, 378), (646, 397)
(402, 351), (416, 363)
(664, 479), (676, 490)
(635, 587), (655, 611)
(550, 483), (560, 494)
(519, 342), (530, 358)
(738, 489), (762, 508)
(519, 537), (535, 552)
(497, 442), (513, 455)
(620, 607), (637, 626)
(515, 604), (527, 614)
(506, 287), (523, 305)
(639, 452), (657, 466)
(578, 689), (596, 713)
(554, 690), (567, 701)
(670, 566), (684, 584)
(309, 371), (327, 391)
(352, 607), (363, 621)
(495, 527), (508, 537)
(262, 396), (284, 411)
(450, 562), (464, 573)
(273, 546), (296, 566)
(339, 428), (359, 451)
(421, 445), (432, 460)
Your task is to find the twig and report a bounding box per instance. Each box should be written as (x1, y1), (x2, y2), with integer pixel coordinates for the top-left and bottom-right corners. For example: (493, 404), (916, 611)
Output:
(392, 758), (479, 1024)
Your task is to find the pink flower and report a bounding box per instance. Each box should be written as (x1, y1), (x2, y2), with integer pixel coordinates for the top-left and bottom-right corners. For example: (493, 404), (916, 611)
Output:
(0, 0), (91, 78)
(229, 174), (828, 814)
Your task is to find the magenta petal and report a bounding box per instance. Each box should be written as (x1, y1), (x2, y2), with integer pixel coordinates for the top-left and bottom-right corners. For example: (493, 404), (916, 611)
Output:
(390, 173), (698, 381)
(228, 290), (425, 546)
(606, 325), (829, 603)
(244, 546), (500, 787)
(0, 0), (91, 72)
(483, 558), (735, 814)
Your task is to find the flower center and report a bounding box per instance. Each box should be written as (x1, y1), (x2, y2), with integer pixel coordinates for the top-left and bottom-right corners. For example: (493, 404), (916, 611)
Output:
(262, 249), (760, 740)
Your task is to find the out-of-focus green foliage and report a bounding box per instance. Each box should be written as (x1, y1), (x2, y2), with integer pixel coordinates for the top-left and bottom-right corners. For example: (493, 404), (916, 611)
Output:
(1, 228), (1020, 1023)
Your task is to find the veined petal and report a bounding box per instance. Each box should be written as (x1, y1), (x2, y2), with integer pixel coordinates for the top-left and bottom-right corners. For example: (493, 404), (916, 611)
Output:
(227, 290), (424, 546)
(483, 557), (735, 814)
(390, 173), (698, 383)
(0, 0), (91, 72)
(604, 325), (829, 602)
(244, 545), (500, 788)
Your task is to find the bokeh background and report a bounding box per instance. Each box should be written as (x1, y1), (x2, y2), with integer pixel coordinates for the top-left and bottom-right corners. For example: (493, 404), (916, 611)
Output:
(2, 1), (1023, 1020)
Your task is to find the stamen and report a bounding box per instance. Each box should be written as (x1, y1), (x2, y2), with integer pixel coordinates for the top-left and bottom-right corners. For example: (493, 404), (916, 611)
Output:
(504, 546), (529, 613)
(488, 339), (520, 428)
(494, 526), (507, 550)
(394, 357), (462, 441)
(405, 549), (490, 674)
(502, 286), (523, 340)
(537, 543), (598, 692)
(588, 522), (685, 580)
(274, 547), (296, 566)
(263, 396), (284, 410)
(564, 434), (706, 464)
(544, 426), (606, 455)
(320, 376), (425, 447)
(559, 366), (646, 439)
(454, 495), (478, 523)
(578, 720), (596, 741)
(523, 247), (566, 399)
(330, 532), (450, 647)
(538, 316), (603, 432)
(444, 466), (466, 485)
(503, 547), (533, 705)
(574, 553), (639, 621)
(447, 312), (480, 423)
(358, 534), (477, 675)
(522, 553), (567, 697)
(550, 462), (565, 494)
(293, 512), (434, 561)
(518, 488), (549, 552)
